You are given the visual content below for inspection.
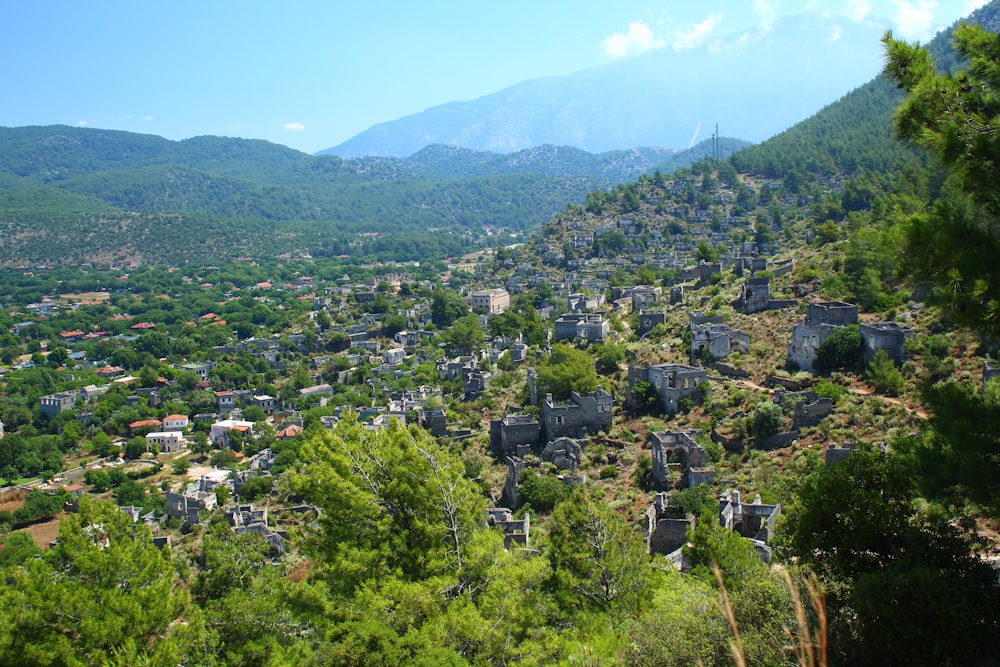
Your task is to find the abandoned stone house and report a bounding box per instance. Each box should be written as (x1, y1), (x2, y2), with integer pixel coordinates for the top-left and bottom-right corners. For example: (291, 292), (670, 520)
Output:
(463, 370), (492, 401)
(540, 437), (583, 475)
(502, 454), (585, 508)
(787, 321), (841, 372)
(628, 364), (708, 415)
(487, 507), (530, 549)
(553, 313), (609, 344)
(225, 503), (285, 555)
(860, 321), (914, 365)
(735, 277), (772, 314)
(637, 310), (667, 337)
(807, 300), (859, 326)
(786, 301), (859, 371)
(649, 430), (715, 488)
(383, 347), (406, 366)
(232, 468), (272, 497)
(719, 489), (780, 563)
(735, 277), (798, 314)
(689, 322), (750, 364)
(681, 261), (722, 287)
(470, 288), (510, 314)
(438, 355), (478, 381)
(166, 478), (219, 526)
(489, 414), (541, 456)
(540, 388), (614, 441)
(566, 292), (605, 312)
(824, 442), (857, 465)
(420, 408), (448, 437)
(39, 390), (80, 419)
(630, 287), (660, 311)
(733, 256), (769, 277)
(792, 396), (835, 429)
(644, 492), (695, 568)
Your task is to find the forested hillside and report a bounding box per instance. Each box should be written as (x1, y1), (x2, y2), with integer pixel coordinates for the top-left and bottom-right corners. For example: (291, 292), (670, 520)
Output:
(731, 0), (1000, 182)
(0, 126), (744, 266)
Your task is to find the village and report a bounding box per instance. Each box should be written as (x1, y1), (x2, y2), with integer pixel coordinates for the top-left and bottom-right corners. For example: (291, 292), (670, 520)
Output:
(2, 164), (977, 575)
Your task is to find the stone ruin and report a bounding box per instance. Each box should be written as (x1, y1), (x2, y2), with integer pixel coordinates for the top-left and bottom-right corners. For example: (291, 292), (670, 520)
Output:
(627, 363), (707, 415)
(689, 319), (750, 364)
(644, 492), (695, 569)
(718, 489), (780, 563)
(637, 310), (666, 337)
(732, 275), (799, 315)
(486, 507), (530, 549)
(787, 301), (858, 372)
(540, 437), (583, 475)
(649, 430), (715, 489)
(860, 321), (914, 365)
(824, 441), (856, 466)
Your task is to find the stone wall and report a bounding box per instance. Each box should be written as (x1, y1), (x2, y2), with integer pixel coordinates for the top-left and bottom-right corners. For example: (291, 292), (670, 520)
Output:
(793, 397), (835, 429)
(806, 301), (858, 327)
(860, 322), (914, 365)
(541, 388), (613, 442)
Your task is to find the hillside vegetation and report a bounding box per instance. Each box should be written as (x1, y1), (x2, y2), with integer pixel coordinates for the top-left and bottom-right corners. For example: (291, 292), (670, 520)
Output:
(0, 126), (745, 266)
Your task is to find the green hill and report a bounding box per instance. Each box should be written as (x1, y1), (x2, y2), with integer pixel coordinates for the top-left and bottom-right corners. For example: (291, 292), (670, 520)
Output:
(0, 124), (747, 266)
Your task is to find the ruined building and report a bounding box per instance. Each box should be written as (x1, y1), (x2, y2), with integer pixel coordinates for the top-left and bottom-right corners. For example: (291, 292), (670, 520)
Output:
(540, 388), (614, 441)
(628, 364), (707, 415)
(649, 430), (715, 488)
(718, 489), (781, 563)
(786, 301), (858, 372)
(860, 321), (914, 365)
(644, 492), (695, 568)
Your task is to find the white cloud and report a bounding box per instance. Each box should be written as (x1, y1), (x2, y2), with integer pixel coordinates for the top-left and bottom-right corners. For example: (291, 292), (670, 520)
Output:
(144, 115), (153, 121)
(602, 20), (666, 58)
(672, 13), (724, 52)
(965, 0), (988, 14)
(754, 0), (777, 30)
(829, 24), (843, 41)
(283, 122), (306, 132)
(891, 0), (937, 41)
(77, 120), (88, 126)
(846, 0), (870, 21)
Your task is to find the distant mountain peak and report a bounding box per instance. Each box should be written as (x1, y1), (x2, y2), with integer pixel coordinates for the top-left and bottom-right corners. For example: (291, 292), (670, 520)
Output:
(319, 14), (889, 159)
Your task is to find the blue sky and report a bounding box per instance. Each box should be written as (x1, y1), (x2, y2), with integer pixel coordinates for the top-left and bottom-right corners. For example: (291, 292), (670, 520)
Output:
(0, 0), (987, 154)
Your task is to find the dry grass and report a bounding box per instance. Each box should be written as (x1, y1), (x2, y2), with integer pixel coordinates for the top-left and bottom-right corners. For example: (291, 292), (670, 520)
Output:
(712, 564), (828, 667)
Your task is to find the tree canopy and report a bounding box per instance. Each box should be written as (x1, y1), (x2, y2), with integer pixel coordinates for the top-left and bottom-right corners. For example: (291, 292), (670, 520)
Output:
(533, 343), (598, 401)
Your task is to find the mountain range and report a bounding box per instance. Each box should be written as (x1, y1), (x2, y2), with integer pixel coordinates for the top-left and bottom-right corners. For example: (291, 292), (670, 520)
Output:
(321, 14), (890, 158)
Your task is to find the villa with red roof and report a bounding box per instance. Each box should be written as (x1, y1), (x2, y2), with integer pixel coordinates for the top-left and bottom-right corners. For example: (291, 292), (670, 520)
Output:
(162, 414), (189, 432)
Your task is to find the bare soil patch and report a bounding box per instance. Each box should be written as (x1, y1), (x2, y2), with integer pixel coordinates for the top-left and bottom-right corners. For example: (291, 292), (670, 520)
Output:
(0, 488), (29, 511)
(19, 514), (65, 548)
(57, 291), (110, 303)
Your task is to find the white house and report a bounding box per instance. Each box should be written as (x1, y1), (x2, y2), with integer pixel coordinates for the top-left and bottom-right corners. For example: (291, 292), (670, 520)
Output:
(162, 414), (189, 432)
(146, 431), (187, 454)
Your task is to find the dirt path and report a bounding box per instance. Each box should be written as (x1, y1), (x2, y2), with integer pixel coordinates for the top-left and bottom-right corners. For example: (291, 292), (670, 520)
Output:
(850, 387), (928, 419)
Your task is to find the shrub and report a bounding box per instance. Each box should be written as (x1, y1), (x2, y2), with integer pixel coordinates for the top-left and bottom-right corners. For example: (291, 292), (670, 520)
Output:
(815, 379), (845, 403)
(518, 470), (570, 512)
(866, 349), (905, 396)
(814, 324), (862, 373)
(750, 401), (784, 441)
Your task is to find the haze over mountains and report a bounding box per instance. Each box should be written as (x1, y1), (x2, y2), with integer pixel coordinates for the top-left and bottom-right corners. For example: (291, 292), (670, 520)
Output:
(321, 14), (890, 159)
